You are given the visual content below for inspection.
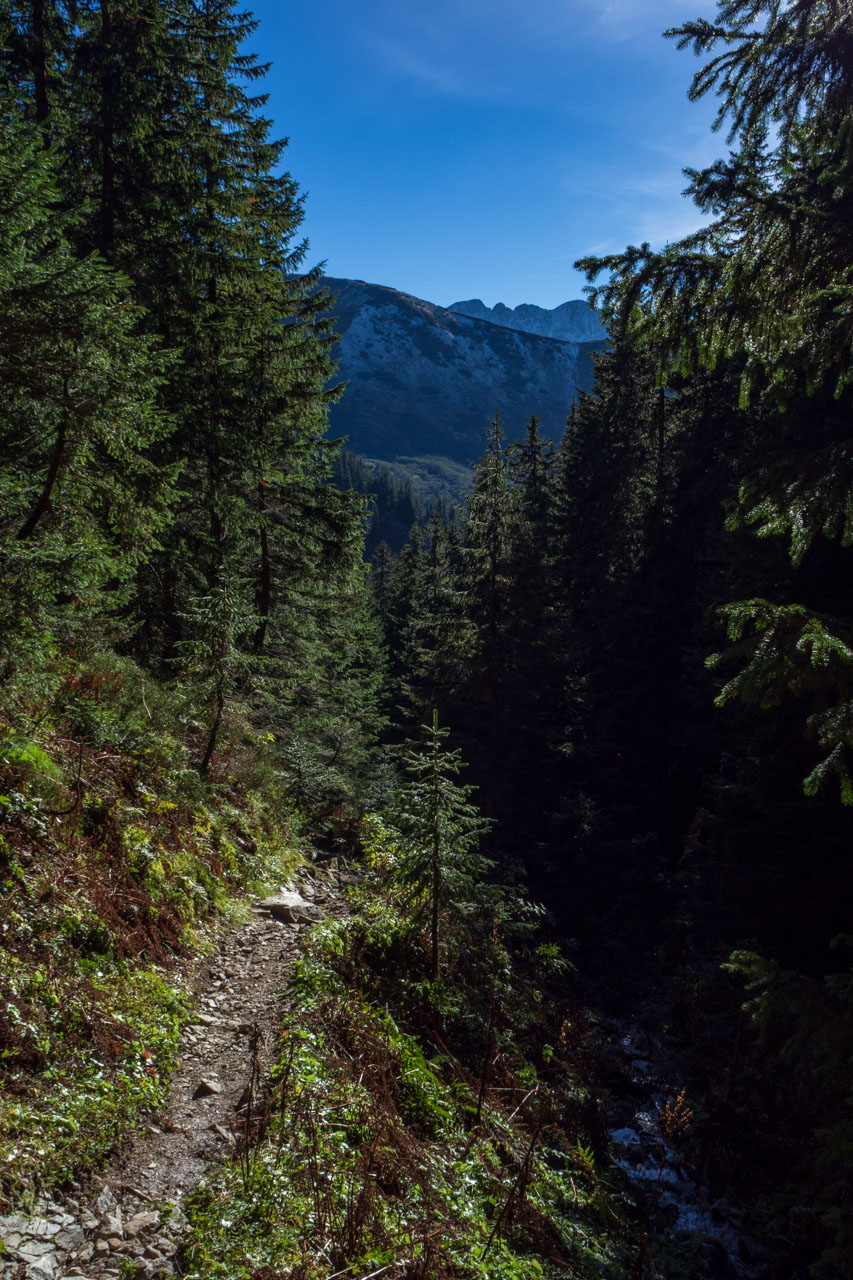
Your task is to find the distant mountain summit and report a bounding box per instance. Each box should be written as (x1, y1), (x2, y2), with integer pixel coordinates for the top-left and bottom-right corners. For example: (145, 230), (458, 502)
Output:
(321, 276), (604, 468)
(448, 297), (606, 344)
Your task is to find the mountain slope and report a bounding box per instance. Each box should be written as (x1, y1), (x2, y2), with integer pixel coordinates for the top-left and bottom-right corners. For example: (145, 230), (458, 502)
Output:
(322, 277), (603, 465)
(449, 295), (607, 343)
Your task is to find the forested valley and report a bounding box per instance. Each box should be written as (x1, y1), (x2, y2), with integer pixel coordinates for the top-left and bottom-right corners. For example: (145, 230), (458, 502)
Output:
(0, 2), (851, 1279)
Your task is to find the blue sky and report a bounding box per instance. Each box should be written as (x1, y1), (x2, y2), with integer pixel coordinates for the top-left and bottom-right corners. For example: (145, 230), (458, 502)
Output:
(246, 0), (723, 310)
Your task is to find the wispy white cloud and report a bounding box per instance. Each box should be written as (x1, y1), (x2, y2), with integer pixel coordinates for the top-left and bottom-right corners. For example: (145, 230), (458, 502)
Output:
(366, 33), (472, 97)
(587, 0), (693, 41)
(351, 0), (708, 110)
(352, 0), (602, 102)
(570, 159), (711, 255)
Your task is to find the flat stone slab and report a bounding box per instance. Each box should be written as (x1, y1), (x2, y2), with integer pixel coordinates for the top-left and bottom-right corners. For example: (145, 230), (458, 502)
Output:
(257, 888), (325, 924)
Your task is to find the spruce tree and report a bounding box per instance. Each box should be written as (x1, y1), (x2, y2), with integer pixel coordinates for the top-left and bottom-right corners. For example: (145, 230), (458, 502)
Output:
(579, 0), (853, 803)
(392, 711), (493, 981)
(0, 96), (173, 684)
(455, 414), (518, 818)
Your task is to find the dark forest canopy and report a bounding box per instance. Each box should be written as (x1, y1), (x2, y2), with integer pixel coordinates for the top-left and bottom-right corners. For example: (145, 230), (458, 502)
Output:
(0, 1), (852, 1277)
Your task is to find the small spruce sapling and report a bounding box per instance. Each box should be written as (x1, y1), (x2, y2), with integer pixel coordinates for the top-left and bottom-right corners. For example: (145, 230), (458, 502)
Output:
(178, 571), (258, 777)
(391, 710), (493, 980)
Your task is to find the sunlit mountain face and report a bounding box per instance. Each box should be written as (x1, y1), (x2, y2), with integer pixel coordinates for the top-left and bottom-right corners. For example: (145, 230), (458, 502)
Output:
(321, 276), (605, 466)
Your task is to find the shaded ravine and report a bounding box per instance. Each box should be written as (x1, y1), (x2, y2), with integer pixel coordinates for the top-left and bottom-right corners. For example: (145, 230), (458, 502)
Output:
(607, 1024), (762, 1279)
(0, 859), (349, 1280)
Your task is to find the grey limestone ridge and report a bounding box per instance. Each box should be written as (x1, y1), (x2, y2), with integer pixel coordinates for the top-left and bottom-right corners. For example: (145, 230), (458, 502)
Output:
(448, 296), (607, 344)
(319, 277), (606, 466)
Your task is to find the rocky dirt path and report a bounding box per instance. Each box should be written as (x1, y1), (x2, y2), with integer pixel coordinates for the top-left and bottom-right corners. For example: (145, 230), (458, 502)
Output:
(0, 860), (348, 1280)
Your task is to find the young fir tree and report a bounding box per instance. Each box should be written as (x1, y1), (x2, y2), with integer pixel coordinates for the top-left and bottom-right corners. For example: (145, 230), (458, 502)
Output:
(392, 711), (493, 981)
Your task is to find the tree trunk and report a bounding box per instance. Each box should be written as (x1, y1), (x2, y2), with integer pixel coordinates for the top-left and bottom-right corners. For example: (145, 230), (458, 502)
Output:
(99, 0), (116, 257)
(199, 679), (224, 777)
(430, 709), (441, 981)
(17, 403), (67, 540)
(31, 0), (50, 134)
(253, 490), (271, 653)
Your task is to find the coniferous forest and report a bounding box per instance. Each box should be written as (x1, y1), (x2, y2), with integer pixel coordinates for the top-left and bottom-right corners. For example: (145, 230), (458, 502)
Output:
(0, 2), (851, 1279)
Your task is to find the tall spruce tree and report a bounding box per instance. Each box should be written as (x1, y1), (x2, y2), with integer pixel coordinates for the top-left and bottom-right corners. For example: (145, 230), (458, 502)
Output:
(456, 415), (518, 818)
(0, 95), (173, 687)
(579, 0), (853, 805)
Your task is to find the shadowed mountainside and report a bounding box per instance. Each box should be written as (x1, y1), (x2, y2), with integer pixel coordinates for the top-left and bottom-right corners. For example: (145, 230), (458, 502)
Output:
(321, 276), (604, 465)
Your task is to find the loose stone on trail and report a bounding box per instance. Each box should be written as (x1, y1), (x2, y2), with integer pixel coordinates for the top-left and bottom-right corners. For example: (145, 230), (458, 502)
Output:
(257, 886), (325, 924)
(192, 1078), (222, 1098)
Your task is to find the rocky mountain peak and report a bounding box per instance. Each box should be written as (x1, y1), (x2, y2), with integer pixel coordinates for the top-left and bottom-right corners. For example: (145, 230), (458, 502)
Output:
(448, 296), (606, 344)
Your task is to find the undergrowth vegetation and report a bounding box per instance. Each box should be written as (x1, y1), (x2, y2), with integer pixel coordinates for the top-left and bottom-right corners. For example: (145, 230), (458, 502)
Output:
(179, 816), (631, 1279)
(0, 649), (302, 1206)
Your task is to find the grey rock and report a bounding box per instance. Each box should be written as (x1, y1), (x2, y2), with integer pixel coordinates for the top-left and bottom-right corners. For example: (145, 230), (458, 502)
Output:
(26, 1257), (59, 1279)
(0, 1212), (28, 1233)
(258, 889), (324, 925)
(98, 1212), (123, 1240)
(124, 1212), (159, 1240)
(17, 1238), (55, 1258)
(54, 1227), (86, 1250)
(94, 1186), (116, 1216)
(27, 1216), (58, 1239)
(118, 1241), (146, 1258)
(192, 1077), (222, 1098)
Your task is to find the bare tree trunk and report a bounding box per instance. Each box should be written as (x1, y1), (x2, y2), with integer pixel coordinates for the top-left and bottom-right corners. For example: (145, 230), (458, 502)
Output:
(17, 403), (67, 540)
(199, 679), (224, 777)
(253, 495), (271, 653)
(32, 0), (50, 134)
